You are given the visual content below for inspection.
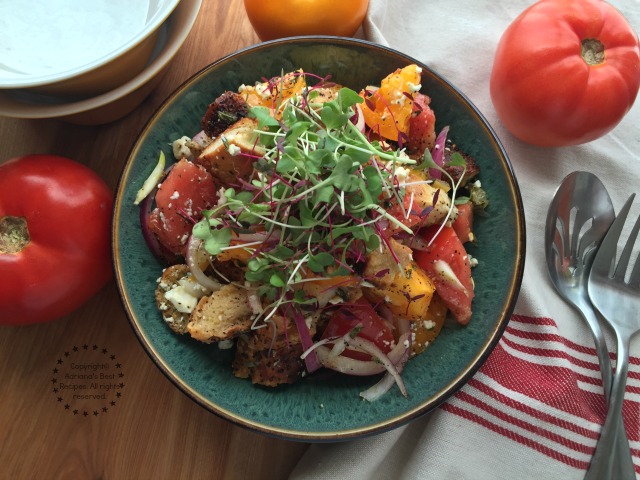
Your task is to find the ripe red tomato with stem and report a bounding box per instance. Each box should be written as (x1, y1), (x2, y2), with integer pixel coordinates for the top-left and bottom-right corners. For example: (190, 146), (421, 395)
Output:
(490, 0), (640, 147)
(0, 155), (113, 325)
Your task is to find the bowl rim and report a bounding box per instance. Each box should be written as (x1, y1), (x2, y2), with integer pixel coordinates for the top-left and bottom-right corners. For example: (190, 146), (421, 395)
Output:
(0, 0), (202, 119)
(113, 35), (527, 441)
(0, 0), (182, 89)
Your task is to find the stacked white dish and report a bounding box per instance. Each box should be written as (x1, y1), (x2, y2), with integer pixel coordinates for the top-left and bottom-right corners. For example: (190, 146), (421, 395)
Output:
(0, 0), (201, 125)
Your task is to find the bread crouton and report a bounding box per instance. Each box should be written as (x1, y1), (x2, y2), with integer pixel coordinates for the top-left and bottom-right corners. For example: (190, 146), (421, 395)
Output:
(195, 117), (264, 186)
(232, 315), (305, 387)
(363, 238), (413, 289)
(155, 265), (192, 334)
(187, 284), (253, 343)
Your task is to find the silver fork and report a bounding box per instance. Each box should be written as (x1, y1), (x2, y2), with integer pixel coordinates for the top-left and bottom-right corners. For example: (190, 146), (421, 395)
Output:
(585, 194), (640, 480)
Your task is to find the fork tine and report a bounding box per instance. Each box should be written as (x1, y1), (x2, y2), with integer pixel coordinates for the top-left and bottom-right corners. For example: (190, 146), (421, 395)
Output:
(614, 197), (640, 281)
(627, 213), (640, 285)
(593, 194), (636, 277)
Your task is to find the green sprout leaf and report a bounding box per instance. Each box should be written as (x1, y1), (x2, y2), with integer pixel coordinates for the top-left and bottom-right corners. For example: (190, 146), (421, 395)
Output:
(204, 228), (232, 255)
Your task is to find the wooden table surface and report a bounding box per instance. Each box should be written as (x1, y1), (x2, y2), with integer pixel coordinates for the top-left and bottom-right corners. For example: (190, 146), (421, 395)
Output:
(0, 1), (312, 478)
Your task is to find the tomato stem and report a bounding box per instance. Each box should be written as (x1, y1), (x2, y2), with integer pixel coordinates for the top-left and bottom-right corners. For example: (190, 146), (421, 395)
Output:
(0, 216), (30, 254)
(581, 38), (605, 66)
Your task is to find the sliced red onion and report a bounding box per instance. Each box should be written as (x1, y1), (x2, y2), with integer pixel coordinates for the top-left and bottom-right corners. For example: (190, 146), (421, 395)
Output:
(192, 130), (211, 147)
(186, 235), (223, 291)
(294, 313), (322, 373)
(139, 194), (166, 261)
(348, 337), (407, 397)
(328, 324), (363, 358)
(429, 126), (449, 180)
(314, 345), (387, 376)
(394, 231), (431, 251)
(134, 151), (166, 205)
(137, 163), (178, 263)
(312, 333), (408, 376)
(350, 103), (365, 133)
(300, 337), (335, 360)
(360, 332), (411, 401)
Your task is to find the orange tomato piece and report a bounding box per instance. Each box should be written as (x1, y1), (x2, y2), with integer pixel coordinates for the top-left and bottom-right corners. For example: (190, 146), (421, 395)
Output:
(360, 64), (422, 141)
(239, 69), (307, 117)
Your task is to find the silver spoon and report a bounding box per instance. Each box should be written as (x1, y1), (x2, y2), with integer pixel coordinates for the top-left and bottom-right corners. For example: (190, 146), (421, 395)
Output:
(545, 171), (635, 479)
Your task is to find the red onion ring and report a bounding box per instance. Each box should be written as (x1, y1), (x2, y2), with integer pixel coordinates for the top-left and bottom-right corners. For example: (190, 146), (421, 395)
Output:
(429, 126), (449, 180)
(294, 312), (322, 373)
(186, 235), (222, 291)
(360, 332), (411, 401)
(139, 194), (166, 260)
(138, 164), (178, 263)
(312, 332), (408, 376)
(348, 336), (407, 396)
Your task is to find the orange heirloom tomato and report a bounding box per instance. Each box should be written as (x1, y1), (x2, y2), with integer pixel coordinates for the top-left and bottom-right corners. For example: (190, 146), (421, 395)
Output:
(490, 0), (640, 147)
(244, 0), (369, 41)
(360, 64), (422, 141)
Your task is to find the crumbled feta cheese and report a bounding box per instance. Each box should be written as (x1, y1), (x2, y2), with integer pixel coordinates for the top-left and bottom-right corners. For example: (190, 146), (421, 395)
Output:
(422, 320), (436, 330)
(164, 286), (199, 314)
(227, 144), (241, 156)
(172, 136), (193, 160)
(407, 82), (422, 93)
(164, 275), (210, 313)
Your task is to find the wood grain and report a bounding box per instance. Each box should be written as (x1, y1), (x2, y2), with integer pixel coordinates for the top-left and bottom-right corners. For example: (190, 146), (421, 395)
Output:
(0, 1), (310, 478)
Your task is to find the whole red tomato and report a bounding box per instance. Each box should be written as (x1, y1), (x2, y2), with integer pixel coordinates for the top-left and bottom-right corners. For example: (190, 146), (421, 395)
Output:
(490, 0), (640, 147)
(244, 0), (369, 41)
(0, 155), (113, 325)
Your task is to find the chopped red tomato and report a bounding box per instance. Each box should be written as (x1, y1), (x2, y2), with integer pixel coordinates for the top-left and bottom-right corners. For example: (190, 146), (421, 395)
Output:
(413, 225), (474, 325)
(321, 298), (395, 361)
(147, 159), (217, 256)
(452, 202), (474, 244)
(408, 93), (436, 155)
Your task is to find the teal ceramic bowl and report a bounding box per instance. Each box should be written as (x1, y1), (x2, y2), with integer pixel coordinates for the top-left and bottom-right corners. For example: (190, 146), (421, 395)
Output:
(113, 37), (525, 441)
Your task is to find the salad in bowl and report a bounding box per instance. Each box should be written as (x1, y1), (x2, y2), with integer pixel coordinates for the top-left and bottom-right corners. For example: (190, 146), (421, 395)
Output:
(135, 64), (488, 401)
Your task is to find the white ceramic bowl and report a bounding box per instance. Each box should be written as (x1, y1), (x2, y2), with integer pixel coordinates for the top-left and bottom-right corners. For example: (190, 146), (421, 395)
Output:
(0, 0), (181, 96)
(0, 0), (201, 125)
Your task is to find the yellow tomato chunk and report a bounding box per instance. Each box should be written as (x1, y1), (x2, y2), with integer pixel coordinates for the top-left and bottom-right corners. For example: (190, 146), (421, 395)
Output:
(411, 292), (447, 357)
(363, 261), (435, 321)
(359, 64), (422, 141)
